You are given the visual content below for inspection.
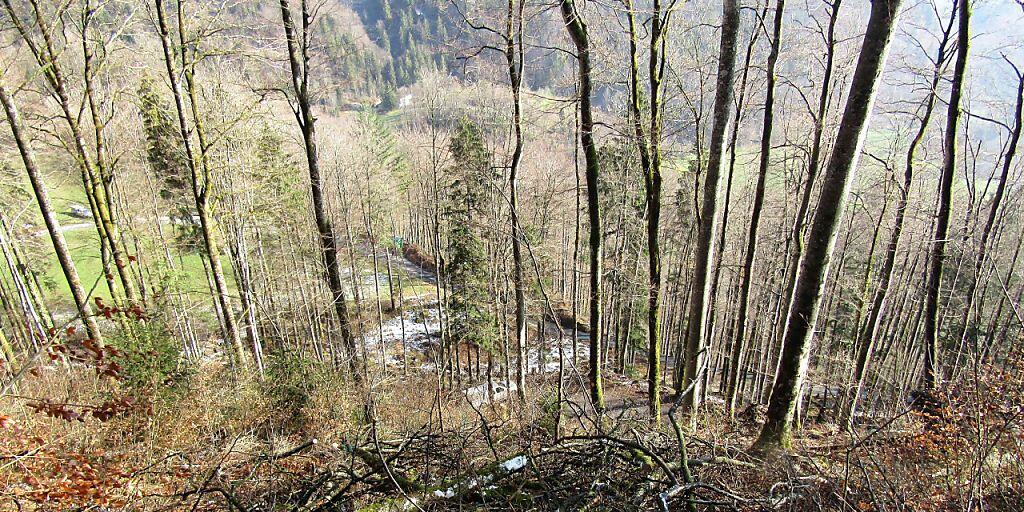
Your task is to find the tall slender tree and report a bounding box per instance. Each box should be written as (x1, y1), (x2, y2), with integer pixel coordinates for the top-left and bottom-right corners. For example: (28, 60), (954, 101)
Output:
(841, 5), (957, 427)
(726, 0), (785, 417)
(560, 0), (604, 411)
(278, 0), (360, 377)
(922, 0), (970, 390)
(753, 0), (903, 451)
(0, 81), (103, 345)
(154, 0), (247, 364)
(770, 0), (842, 393)
(625, 0), (672, 423)
(504, 0), (529, 401)
(1, 0), (140, 308)
(680, 0), (739, 411)
(954, 57), (1021, 369)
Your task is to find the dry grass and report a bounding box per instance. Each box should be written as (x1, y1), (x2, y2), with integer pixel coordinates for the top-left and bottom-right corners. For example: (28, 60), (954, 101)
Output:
(3, 354), (1024, 511)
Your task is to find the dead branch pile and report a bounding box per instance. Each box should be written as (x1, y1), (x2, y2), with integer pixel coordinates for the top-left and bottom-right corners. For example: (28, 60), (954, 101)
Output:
(157, 429), (859, 511)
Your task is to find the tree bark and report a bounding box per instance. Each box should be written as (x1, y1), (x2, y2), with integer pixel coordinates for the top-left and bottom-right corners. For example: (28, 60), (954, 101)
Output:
(752, 0), (902, 452)
(279, 0), (360, 378)
(504, 0), (529, 401)
(1, 0), (140, 308)
(922, 0), (970, 390)
(154, 0), (247, 364)
(81, 1), (141, 308)
(726, 0), (784, 417)
(680, 0), (740, 411)
(0, 82), (103, 346)
(841, 8), (957, 426)
(560, 0), (604, 411)
(625, 0), (669, 423)
(769, 0), (842, 397)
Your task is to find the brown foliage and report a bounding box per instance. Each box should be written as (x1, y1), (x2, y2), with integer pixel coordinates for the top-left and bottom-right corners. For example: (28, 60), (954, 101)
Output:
(402, 243), (437, 273)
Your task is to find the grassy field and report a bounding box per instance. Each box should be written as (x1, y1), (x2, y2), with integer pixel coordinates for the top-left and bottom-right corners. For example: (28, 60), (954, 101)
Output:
(30, 224), (432, 327)
(35, 228), (217, 306)
(11, 171), (227, 311)
(35, 175), (425, 310)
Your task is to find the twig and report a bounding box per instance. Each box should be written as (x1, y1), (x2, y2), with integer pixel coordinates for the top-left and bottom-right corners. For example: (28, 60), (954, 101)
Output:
(257, 438), (317, 461)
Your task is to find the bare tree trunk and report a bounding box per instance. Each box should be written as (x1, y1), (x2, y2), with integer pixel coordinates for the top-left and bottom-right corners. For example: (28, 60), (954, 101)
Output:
(841, 10), (956, 426)
(369, 232), (386, 368)
(955, 59), (1023, 368)
(154, 0), (246, 365)
(1, 0), (139, 308)
(770, 0), (842, 393)
(0, 82), (103, 345)
(752, 0), (902, 451)
(717, 0), (765, 401)
(503, 0), (529, 401)
(681, 0), (740, 411)
(922, 0), (970, 390)
(625, 0), (670, 424)
(560, 0), (604, 411)
(726, 0), (784, 417)
(0, 278), (32, 354)
(3, 225), (55, 332)
(0, 220), (48, 349)
(278, 0), (360, 378)
(81, 2), (141, 307)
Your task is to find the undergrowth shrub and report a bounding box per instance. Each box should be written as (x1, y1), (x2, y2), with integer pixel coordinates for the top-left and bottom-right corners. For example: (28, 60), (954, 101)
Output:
(908, 352), (1024, 509)
(834, 352), (1024, 510)
(624, 363), (643, 381)
(262, 350), (329, 431)
(109, 322), (188, 394)
(537, 390), (559, 436)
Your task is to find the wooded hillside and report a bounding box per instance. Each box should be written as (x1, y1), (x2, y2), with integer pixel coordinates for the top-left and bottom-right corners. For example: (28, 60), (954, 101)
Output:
(1, 0), (1023, 510)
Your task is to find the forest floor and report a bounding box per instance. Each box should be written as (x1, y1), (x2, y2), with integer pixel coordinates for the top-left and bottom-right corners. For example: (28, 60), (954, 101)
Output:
(4, 346), (1022, 511)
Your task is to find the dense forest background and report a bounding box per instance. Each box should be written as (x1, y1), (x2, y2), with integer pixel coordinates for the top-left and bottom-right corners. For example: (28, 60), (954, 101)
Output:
(1, 0), (1024, 510)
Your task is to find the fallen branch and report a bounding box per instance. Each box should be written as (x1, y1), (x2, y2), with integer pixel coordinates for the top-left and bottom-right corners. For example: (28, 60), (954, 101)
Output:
(685, 455), (757, 469)
(559, 434), (678, 487)
(258, 438), (317, 461)
(340, 442), (426, 492)
(659, 481), (750, 510)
